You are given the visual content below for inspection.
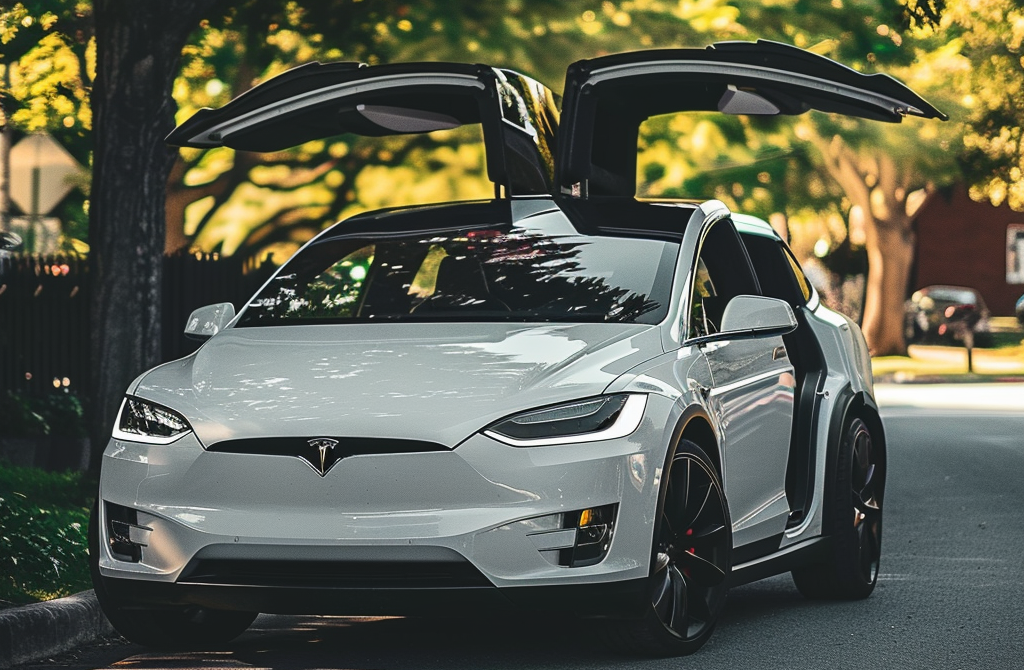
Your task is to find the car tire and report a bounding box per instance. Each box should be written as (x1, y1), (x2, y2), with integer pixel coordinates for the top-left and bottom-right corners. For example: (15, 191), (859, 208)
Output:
(89, 503), (257, 649)
(792, 415), (884, 600)
(606, 441), (731, 656)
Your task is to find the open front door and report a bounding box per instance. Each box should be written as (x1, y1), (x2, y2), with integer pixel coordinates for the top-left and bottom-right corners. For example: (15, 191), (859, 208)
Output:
(166, 61), (559, 196)
(557, 39), (946, 197)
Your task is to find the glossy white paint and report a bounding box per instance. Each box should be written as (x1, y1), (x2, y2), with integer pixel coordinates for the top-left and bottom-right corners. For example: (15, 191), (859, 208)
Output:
(97, 196), (878, 604)
(703, 335), (795, 546)
(98, 393), (683, 588)
(719, 295), (798, 334)
(134, 322), (662, 448)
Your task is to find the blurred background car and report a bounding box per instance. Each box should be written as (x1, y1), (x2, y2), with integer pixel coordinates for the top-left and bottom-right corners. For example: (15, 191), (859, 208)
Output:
(1016, 293), (1024, 328)
(905, 285), (991, 345)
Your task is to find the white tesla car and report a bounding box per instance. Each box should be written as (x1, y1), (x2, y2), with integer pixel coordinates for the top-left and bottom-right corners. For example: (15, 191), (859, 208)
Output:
(91, 41), (943, 655)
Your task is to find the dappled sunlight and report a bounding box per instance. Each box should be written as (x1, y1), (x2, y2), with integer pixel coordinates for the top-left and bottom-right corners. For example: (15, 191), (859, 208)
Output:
(192, 181), (334, 256)
(347, 144), (490, 215)
(171, 121), (490, 263)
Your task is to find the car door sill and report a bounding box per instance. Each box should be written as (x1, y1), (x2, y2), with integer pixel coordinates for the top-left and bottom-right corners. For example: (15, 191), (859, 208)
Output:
(727, 536), (830, 588)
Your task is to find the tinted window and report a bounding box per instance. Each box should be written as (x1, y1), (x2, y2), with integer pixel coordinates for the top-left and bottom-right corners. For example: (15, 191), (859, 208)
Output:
(687, 220), (759, 339)
(238, 223), (676, 326)
(740, 232), (809, 306)
(495, 70), (560, 194)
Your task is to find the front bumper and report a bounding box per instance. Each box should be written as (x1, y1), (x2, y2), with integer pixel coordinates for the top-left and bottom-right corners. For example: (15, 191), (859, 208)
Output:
(97, 394), (676, 615)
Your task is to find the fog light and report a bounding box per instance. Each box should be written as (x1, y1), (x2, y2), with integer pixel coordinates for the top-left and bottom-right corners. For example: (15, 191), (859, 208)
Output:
(105, 502), (151, 563)
(562, 504), (617, 568)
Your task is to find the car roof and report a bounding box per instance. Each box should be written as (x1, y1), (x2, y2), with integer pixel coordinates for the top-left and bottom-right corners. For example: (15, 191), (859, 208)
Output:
(731, 213), (781, 240)
(317, 196), (699, 243)
(916, 285), (986, 303)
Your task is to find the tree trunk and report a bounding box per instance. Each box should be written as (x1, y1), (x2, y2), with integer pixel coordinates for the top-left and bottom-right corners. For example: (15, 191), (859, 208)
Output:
(89, 0), (212, 468)
(861, 219), (915, 356)
(814, 134), (923, 356)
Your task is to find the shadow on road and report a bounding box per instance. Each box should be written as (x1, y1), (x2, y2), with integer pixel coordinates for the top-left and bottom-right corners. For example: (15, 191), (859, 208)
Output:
(87, 579), (865, 670)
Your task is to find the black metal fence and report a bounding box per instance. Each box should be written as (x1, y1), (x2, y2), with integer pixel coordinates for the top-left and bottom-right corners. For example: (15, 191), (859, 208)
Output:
(0, 251), (274, 397)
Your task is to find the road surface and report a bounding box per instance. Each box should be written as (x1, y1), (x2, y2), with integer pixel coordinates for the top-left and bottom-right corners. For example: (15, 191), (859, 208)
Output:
(19, 384), (1024, 670)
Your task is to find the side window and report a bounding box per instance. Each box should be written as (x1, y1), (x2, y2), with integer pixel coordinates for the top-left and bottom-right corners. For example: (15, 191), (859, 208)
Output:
(782, 245), (813, 303)
(739, 232), (809, 307)
(687, 220), (759, 339)
(494, 71), (559, 194)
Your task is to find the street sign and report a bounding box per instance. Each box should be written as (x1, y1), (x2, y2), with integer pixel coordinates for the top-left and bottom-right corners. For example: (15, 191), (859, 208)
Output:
(8, 133), (84, 216)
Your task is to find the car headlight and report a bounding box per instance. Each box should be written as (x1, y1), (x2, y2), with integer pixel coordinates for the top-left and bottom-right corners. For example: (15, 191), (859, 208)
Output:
(112, 397), (193, 445)
(484, 394), (647, 447)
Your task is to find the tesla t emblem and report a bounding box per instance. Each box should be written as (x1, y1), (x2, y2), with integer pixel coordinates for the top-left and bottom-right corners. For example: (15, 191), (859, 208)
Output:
(305, 437), (341, 476)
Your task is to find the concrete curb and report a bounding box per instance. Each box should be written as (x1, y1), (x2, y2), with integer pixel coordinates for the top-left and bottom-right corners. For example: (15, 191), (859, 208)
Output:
(0, 590), (112, 668)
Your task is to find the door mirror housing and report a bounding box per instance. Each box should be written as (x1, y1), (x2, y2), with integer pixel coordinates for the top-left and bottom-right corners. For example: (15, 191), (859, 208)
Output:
(184, 303), (236, 341)
(720, 295), (797, 337)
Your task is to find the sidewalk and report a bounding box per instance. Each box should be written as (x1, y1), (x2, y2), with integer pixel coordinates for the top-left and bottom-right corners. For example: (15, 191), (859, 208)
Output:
(874, 382), (1024, 413)
(0, 590), (112, 668)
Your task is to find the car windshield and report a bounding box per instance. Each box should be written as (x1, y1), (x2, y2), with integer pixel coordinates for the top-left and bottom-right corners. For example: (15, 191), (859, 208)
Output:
(926, 288), (978, 305)
(237, 221), (677, 326)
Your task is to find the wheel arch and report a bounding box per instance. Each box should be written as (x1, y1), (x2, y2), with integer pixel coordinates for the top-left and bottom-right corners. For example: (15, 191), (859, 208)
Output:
(672, 405), (722, 480)
(822, 387), (888, 528)
(646, 403), (723, 577)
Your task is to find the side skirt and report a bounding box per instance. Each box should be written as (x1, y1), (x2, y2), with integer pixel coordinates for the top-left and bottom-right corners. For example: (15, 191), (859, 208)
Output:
(727, 536), (831, 588)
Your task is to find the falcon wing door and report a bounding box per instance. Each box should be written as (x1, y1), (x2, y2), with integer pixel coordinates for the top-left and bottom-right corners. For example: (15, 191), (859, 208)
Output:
(558, 40), (946, 196)
(167, 61), (559, 195)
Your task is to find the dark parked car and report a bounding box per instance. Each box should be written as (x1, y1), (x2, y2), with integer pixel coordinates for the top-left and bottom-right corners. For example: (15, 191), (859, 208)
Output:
(905, 285), (991, 345)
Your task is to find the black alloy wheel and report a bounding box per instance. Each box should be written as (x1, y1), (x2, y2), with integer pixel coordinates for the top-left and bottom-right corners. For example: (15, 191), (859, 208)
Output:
(793, 415), (885, 599)
(850, 418), (882, 584)
(608, 441), (731, 656)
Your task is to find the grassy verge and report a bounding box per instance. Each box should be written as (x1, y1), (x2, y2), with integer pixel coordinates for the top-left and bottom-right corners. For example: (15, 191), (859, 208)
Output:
(873, 342), (1024, 382)
(0, 464), (95, 606)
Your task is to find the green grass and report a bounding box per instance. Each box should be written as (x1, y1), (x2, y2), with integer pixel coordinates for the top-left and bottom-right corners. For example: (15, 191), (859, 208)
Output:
(873, 342), (1024, 382)
(0, 464), (95, 606)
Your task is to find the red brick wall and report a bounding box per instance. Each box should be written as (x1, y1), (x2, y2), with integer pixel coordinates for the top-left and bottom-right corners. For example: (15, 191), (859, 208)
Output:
(913, 186), (1024, 316)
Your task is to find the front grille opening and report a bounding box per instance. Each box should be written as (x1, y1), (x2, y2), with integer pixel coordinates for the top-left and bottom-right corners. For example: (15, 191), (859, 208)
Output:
(206, 437), (449, 458)
(177, 559), (492, 589)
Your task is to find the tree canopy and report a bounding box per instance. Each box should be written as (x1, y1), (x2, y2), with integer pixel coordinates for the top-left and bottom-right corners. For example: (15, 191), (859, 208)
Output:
(4, 0), (1024, 378)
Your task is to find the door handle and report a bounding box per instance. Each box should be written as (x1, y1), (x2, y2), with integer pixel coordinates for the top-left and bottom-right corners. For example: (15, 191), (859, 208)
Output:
(772, 345), (787, 361)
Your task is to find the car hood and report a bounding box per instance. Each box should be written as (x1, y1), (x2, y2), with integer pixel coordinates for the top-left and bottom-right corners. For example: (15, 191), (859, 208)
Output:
(134, 322), (661, 447)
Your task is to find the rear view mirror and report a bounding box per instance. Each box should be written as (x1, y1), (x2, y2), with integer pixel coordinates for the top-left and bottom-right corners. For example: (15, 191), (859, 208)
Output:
(720, 295), (797, 336)
(184, 302), (235, 341)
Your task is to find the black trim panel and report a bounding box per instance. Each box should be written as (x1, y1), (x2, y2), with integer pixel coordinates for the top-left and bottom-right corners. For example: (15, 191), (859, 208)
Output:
(100, 574), (650, 619)
(206, 437), (448, 475)
(727, 537), (830, 588)
(731, 532), (784, 565)
(179, 558), (490, 589)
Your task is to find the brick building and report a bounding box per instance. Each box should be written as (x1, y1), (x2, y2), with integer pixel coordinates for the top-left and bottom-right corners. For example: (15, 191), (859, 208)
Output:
(913, 186), (1024, 316)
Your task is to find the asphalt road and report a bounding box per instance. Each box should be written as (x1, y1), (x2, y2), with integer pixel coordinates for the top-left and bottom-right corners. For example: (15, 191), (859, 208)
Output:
(19, 386), (1024, 670)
